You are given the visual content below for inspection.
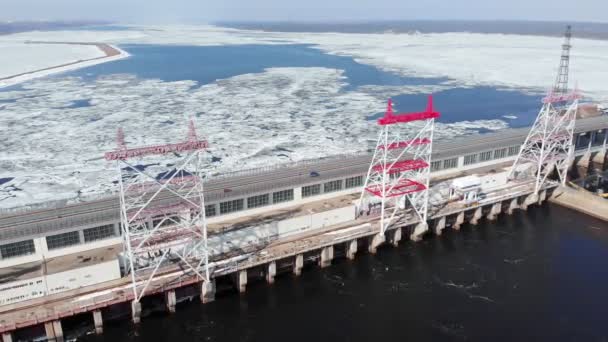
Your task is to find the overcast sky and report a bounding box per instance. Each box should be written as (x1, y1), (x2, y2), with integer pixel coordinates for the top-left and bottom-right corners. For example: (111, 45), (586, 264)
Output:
(2, 0), (606, 24)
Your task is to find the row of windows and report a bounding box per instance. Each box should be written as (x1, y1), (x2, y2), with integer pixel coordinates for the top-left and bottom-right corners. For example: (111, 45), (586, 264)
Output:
(83, 224), (116, 243)
(302, 184), (322, 198)
(247, 193), (270, 209)
(0, 224), (119, 259)
(0, 240), (36, 260)
(345, 176), (363, 189)
(219, 199), (244, 214)
(463, 145), (520, 166)
(46, 231), (80, 251)
(302, 176), (363, 199)
(431, 157), (459, 172)
(273, 189), (294, 203)
(324, 180), (343, 193)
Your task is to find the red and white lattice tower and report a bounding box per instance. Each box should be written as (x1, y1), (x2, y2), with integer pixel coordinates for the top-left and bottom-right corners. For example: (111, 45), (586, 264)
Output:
(359, 95), (440, 236)
(509, 25), (581, 195)
(104, 119), (210, 303)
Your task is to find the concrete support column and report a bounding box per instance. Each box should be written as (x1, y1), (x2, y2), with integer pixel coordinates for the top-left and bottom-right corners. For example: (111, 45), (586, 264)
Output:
(508, 198), (519, 215)
(391, 227), (402, 247)
(410, 222), (428, 242)
(200, 280), (216, 304)
(236, 270), (248, 293)
(487, 202), (502, 221)
(93, 310), (103, 335)
(454, 212), (465, 230)
(2, 332), (13, 342)
(346, 239), (357, 260)
(592, 150), (606, 171)
(470, 207), (483, 225)
(435, 217), (446, 236)
(165, 290), (176, 313)
(319, 246), (334, 268)
(293, 254), (303, 276)
(131, 300), (142, 324)
(522, 193), (538, 210)
(368, 233), (385, 254)
(538, 190), (547, 204)
(45, 320), (64, 342)
(266, 261), (277, 284)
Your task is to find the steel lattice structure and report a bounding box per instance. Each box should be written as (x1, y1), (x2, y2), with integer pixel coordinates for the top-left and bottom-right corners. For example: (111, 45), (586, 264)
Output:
(359, 96), (440, 235)
(509, 26), (581, 194)
(104, 120), (211, 303)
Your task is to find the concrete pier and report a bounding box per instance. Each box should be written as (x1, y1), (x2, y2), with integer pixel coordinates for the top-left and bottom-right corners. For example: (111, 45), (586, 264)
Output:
(237, 270), (248, 293)
(93, 310), (103, 335)
(523, 193), (539, 210)
(45, 320), (63, 342)
(487, 202), (502, 221)
(539, 190), (547, 204)
(435, 216), (446, 235)
(470, 207), (483, 225)
(293, 254), (303, 275)
(165, 290), (176, 313)
(131, 300), (142, 324)
(200, 280), (216, 303)
(410, 222), (428, 241)
(319, 246), (334, 268)
(2, 332), (13, 342)
(368, 233), (385, 254)
(266, 261), (277, 284)
(391, 227), (402, 247)
(454, 212), (465, 230)
(591, 150), (606, 171)
(508, 198), (519, 214)
(346, 239), (357, 260)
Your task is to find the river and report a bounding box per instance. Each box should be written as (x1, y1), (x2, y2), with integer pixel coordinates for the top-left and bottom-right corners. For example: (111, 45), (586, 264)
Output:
(80, 204), (608, 342)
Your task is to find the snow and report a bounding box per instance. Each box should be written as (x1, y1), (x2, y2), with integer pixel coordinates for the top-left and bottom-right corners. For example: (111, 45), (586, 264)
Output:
(0, 37), (130, 89)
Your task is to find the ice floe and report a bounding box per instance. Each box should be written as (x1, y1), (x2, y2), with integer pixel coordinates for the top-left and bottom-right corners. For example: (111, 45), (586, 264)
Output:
(0, 67), (507, 208)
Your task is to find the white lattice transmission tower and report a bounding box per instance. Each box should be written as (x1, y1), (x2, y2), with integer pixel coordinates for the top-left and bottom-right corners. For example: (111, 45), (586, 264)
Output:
(359, 95), (440, 236)
(509, 25), (581, 195)
(104, 119), (211, 303)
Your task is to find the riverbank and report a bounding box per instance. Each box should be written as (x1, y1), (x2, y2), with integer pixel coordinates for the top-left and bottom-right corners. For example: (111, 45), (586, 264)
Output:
(0, 42), (129, 88)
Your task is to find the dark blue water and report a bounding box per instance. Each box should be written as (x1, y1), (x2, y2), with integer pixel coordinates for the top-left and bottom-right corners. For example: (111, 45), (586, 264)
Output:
(79, 205), (608, 342)
(368, 87), (541, 126)
(69, 44), (445, 90)
(63, 44), (543, 127)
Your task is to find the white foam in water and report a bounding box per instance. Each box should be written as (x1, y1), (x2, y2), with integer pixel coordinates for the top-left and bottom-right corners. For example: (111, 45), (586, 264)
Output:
(0, 25), (606, 208)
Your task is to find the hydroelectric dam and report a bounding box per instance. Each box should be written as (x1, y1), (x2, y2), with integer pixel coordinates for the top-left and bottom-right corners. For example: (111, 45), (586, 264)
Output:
(0, 26), (607, 342)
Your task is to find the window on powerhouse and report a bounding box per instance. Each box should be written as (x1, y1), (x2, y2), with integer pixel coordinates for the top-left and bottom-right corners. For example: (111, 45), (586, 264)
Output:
(302, 184), (321, 198)
(205, 204), (216, 217)
(464, 154), (478, 165)
(508, 146), (520, 156)
(345, 176), (363, 188)
(46, 231), (81, 250)
(431, 160), (442, 171)
(83, 224), (116, 243)
(494, 148), (507, 159)
(479, 151), (493, 162)
(273, 189), (294, 203)
(324, 180), (343, 193)
(443, 158), (458, 169)
(0, 240), (36, 259)
(247, 193), (270, 208)
(219, 199), (244, 214)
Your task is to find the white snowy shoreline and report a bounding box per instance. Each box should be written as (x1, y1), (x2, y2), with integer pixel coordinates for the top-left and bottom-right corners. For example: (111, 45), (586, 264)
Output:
(0, 43), (130, 89)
